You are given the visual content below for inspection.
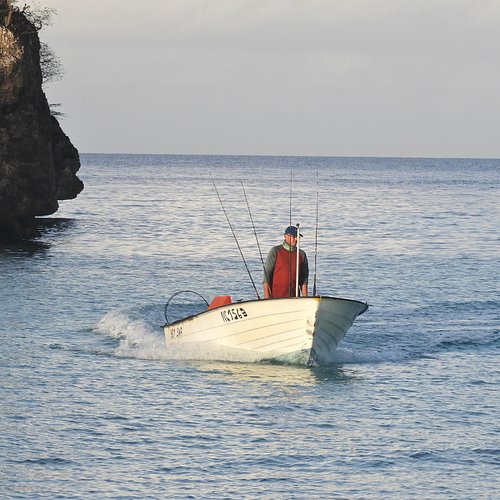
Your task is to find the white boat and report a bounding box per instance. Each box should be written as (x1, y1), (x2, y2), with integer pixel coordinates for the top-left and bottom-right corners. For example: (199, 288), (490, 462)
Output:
(163, 293), (368, 364)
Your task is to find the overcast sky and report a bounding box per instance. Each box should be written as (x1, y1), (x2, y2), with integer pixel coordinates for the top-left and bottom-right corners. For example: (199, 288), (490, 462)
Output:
(39, 0), (500, 157)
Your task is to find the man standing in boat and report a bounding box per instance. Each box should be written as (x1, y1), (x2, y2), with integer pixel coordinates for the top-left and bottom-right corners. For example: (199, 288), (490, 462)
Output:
(263, 225), (309, 298)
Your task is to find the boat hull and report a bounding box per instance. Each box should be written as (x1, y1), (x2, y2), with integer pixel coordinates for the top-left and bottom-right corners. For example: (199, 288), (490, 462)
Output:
(163, 296), (368, 363)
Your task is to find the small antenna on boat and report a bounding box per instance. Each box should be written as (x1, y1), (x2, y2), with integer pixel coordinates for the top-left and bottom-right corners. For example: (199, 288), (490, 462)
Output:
(289, 171), (293, 294)
(295, 223), (301, 297)
(313, 172), (319, 296)
(210, 173), (261, 300)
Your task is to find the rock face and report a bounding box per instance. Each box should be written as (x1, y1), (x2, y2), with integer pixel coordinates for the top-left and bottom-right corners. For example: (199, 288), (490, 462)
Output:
(0, 0), (83, 240)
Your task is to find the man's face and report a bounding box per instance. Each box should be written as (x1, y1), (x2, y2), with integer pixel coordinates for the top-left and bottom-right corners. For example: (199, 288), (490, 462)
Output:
(284, 233), (297, 246)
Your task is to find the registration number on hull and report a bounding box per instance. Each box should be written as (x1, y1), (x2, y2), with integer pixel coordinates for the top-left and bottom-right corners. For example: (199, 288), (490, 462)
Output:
(167, 306), (250, 339)
(168, 326), (183, 339)
(220, 307), (248, 323)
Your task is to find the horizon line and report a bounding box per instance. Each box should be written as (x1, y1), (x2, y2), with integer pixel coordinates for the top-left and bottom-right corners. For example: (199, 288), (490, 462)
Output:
(78, 152), (500, 161)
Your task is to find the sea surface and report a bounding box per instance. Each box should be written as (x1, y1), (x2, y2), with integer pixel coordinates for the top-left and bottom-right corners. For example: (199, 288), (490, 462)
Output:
(1, 155), (499, 499)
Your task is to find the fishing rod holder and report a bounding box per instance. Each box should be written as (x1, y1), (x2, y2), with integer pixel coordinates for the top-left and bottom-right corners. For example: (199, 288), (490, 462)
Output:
(164, 290), (209, 325)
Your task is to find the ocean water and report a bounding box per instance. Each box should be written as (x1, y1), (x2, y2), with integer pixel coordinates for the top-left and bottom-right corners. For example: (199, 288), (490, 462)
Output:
(1, 154), (499, 499)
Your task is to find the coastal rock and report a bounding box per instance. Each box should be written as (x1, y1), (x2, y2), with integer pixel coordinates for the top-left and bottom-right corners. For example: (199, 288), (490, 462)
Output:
(0, 0), (83, 241)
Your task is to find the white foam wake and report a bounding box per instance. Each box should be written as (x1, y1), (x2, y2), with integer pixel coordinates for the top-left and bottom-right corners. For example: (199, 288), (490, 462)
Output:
(95, 306), (269, 363)
(325, 346), (409, 364)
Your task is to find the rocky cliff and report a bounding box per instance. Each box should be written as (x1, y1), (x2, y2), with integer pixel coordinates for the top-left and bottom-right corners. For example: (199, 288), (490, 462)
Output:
(0, 0), (83, 240)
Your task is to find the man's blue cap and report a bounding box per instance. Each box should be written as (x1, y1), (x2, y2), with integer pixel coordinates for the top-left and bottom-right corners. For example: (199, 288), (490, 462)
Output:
(284, 225), (303, 237)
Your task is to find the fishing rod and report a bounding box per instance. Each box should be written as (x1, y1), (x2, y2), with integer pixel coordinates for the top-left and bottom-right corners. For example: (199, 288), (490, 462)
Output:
(210, 173), (261, 300)
(313, 172), (319, 296)
(241, 181), (264, 266)
(241, 181), (266, 269)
